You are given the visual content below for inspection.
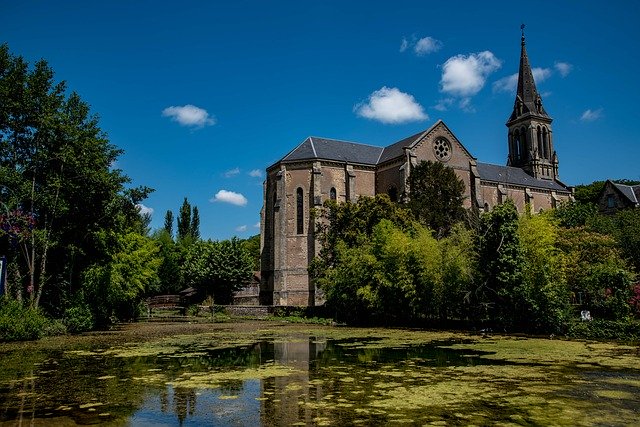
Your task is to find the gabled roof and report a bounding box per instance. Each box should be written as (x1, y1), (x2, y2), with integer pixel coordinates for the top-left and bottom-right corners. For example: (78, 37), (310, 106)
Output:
(477, 162), (569, 192)
(281, 136), (383, 166)
(378, 129), (429, 164)
(610, 181), (640, 205)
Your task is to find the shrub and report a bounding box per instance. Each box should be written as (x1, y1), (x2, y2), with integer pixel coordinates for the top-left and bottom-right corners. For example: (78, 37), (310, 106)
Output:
(64, 303), (95, 333)
(567, 318), (640, 341)
(0, 298), (48, 342)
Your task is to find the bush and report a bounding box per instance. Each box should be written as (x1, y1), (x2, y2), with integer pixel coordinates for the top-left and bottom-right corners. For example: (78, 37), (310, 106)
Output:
(43, 319), (67, 337)
(0, 298), (48, 342)
(567, 318), (640, 341)
(64, 303), (95, 333)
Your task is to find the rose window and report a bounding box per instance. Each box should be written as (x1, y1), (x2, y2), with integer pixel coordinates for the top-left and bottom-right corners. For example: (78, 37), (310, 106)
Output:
(433, 138), (452, 161)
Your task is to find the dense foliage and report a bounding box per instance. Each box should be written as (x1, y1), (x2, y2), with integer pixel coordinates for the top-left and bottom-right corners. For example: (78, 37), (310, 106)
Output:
(181, 238), (253, 304)
(408, 160), (466, 237)
(314, 190), (638, 336)
(0, 44), (157, 336)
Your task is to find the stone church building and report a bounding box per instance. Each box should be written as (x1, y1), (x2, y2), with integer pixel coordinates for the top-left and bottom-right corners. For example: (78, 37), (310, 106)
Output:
(260, 34), (573, 306)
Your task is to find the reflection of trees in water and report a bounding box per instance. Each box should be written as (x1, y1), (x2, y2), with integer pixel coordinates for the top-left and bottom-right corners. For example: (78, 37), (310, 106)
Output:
(173, 387), (197, 425)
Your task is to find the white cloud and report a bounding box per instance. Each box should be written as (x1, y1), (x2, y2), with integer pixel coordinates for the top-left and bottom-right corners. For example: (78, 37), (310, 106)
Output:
(162, 104), (216, 128)
(533, 67), (552, 83)
(254, 222), (260, 228)
(235, 225), (248, 232)
(414, 36), (442, 56)
(433, 98), (454, 112)
(224, 167), (240, 178)
(580, 108), (603, 122)
(399, 37), (409, 52)
(211, 190), (248, 206)
(492, 67), (551, 94)
(136, 203), (154, 216)
(440, 51), (502, 97)
(492, 73), (518, 93)
(554, 61), (573, 77)
(354, 87), (428, 124)
(249, 169), (263, 178)
(400, 35), (442, 56)
(458, 97), (474, 113)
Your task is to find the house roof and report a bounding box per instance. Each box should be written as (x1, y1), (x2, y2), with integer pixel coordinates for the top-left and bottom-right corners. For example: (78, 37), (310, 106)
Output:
(476, 162), (569, 192)
(281, 136), (383, 166)
(611, 181), (640, 205)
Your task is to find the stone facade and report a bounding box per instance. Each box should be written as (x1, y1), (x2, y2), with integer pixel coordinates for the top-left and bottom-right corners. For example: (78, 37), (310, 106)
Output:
(260, 34), (574, 307)
(598, 180), (640, 214)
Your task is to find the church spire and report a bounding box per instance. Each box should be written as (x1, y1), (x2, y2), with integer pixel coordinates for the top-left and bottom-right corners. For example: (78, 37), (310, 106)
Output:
(508, 24), (548, 122)
(506, 26), (557, 181)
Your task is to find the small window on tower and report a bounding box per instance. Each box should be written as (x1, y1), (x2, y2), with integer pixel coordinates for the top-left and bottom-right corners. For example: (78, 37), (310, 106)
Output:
(330, 187), (337, 201)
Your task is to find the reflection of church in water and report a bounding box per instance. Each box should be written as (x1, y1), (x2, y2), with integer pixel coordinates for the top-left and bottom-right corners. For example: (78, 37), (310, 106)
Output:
(260, 31), (574, 307)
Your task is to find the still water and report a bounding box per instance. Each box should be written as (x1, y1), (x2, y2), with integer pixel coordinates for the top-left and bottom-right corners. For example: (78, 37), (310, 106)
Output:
(1, 323), (639, 426)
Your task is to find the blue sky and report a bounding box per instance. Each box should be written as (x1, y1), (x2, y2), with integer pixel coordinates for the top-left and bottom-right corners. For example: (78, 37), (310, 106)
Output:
(3, 1), (639, 240)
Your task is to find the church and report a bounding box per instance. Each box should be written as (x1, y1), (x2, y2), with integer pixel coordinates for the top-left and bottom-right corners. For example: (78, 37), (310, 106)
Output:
(259, 33), (573, 307)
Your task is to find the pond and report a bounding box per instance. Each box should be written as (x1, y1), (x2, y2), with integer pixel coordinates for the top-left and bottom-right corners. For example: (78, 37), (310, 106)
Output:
(0, 321), (639, 426)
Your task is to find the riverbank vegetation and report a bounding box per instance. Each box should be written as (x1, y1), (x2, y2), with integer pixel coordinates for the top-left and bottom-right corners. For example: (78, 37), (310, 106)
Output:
(0, 45), (254, 341)
(312, 176), (639, 339)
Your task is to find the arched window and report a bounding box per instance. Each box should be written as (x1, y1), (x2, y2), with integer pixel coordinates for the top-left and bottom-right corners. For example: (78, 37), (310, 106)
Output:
(520, 126), (527, 160)
(513, 129), (521, 160)
(330, 187), (337, 201)
(296, 188), (304, 235)
(542, 127), (549, 159)
(537, 126), (543, 155)
(388, 186), (398, 202)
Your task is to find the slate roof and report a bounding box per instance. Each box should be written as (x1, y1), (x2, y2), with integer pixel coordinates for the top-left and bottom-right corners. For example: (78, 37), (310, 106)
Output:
(378, 130), (427, 164)
(611, 182), (640, 205)
(476, 162), (569, 192)
(281, 136), (383, 165)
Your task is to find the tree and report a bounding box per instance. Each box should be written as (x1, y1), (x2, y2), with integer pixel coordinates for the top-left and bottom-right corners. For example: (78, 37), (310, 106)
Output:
(242, 234), (261, 271)
(176, 198), (191, 242)
(181, 238), (253, 304)
(408, 160), (466, 237)
(475, 200), (526, 326)
(83, 231), (161, 324)
(190, 206), (200, 240)
(152, 229), (184, 294)
(0, 44), (150, 311)
(163, 210), (174, 238)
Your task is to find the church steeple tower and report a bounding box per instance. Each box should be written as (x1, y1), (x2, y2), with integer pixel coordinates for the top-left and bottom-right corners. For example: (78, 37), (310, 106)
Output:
(506, 25), (558, 180)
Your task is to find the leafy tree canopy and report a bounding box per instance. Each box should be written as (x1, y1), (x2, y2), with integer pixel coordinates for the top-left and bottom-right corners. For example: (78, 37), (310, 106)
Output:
(408, 160), (466, 237)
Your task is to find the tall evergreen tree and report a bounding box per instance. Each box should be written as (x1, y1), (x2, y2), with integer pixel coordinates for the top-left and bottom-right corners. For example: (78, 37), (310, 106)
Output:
(190, 206), (200, 240)
(163, 210), (174, 238)
(176, 198), (191, 241)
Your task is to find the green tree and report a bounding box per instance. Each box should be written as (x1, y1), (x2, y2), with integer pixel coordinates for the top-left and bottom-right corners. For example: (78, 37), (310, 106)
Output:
(408, 160), (466, 237)
(163, 210), (174, 238)
(83, 231), (161, 324)
(0, 44), (150, 313)
(152, 229), (184, 294)
(177, 198), (191, 242)
(190, 206), (200, 240)
(517, 212), (570, 331)
(181, 238), (253, 304)
(242, 234), (261, 271)
(573, 181), (605, 205)
(475, 200), (526, 326)
(557, 227), (634, 320)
